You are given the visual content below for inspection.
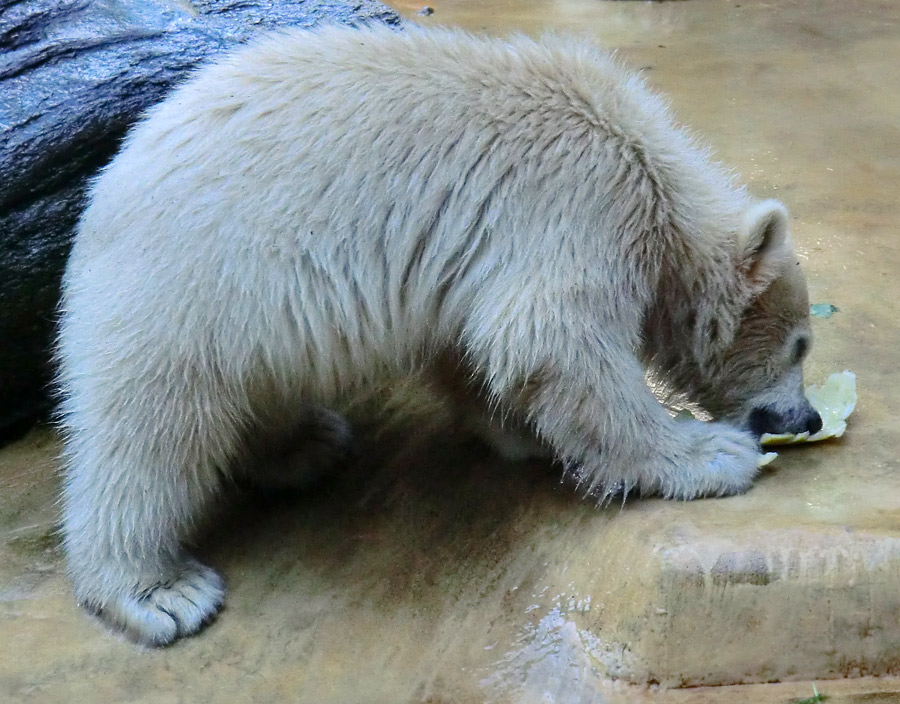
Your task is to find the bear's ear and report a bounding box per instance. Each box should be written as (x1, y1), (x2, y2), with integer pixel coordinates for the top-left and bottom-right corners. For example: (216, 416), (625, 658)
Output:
(739, 199), (791, 287)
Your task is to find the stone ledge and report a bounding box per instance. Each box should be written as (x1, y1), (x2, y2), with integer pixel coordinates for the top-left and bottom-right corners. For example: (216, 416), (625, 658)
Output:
(2, 420), (897, 700)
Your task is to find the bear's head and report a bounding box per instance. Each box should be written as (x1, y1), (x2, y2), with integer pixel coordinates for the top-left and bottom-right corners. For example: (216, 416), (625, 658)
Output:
(692, 200), (823, 437)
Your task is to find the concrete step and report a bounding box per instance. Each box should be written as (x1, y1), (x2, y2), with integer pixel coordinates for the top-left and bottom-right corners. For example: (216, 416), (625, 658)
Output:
(1, 415), (898, 702)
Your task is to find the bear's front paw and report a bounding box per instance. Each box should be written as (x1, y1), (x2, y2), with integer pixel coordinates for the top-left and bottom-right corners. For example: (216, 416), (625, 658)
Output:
(83, 558), (225, 646)
(656, 421), (762, 500)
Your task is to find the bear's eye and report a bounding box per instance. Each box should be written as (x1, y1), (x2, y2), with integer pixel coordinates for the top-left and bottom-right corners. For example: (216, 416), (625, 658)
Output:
(791, 336), (810, 365)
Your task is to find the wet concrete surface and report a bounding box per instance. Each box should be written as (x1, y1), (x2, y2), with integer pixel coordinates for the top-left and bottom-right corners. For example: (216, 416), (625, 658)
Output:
(3, 0), (900, 701)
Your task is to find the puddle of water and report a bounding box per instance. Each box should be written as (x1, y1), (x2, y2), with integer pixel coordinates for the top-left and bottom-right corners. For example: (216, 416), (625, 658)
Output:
(481, 606), (614, 704)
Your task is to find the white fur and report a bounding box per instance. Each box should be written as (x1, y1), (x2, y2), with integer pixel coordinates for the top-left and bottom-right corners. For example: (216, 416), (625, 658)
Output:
(57, 25), (814, 644)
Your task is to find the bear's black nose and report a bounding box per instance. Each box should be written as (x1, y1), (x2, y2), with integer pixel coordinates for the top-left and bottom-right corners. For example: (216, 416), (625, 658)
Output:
(805, 410), (823, 435)
(748, 406), (824, 437)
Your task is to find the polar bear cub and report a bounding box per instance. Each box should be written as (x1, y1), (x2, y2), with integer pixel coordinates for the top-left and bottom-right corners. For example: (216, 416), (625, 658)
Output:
(57, 25), (820, 645)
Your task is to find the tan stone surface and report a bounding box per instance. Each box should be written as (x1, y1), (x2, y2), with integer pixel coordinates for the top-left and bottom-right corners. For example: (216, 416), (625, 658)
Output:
(4, 0), (900, 701)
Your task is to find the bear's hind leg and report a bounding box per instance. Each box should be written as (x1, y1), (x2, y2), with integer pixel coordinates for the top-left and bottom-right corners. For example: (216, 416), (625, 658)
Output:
(61, 397), (236, 645)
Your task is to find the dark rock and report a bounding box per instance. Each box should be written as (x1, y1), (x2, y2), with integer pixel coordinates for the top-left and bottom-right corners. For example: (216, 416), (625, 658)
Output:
(0, 0), (402, 443)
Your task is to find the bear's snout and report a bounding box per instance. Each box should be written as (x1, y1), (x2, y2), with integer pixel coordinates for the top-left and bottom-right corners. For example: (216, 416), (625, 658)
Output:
(747, 405), (823, 437)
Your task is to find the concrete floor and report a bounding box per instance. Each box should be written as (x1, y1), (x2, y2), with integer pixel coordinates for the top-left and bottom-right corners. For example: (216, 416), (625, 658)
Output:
(3, 1), (900, 702)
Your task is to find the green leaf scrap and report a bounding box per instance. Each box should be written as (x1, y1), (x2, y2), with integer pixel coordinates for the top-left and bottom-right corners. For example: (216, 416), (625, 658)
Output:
(810, 303), (839, 319)
(792, 683), (826, 703)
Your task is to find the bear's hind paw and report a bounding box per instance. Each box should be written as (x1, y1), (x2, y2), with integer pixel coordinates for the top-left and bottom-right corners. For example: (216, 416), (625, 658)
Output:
(89, 559), (225, 646)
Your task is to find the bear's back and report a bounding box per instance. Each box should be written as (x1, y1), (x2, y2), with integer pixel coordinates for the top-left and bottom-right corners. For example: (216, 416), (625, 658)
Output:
(77, 26), (736, 266)
(67, 26), (746, 377)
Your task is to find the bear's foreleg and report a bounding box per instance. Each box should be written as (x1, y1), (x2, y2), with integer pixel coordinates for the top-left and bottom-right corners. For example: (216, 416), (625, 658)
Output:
(522, 351), (762, 499)
(467, 320), (761, 500)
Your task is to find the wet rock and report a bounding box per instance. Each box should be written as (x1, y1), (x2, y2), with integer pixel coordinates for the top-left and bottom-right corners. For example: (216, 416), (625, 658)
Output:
(0, 0), (402, 443)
